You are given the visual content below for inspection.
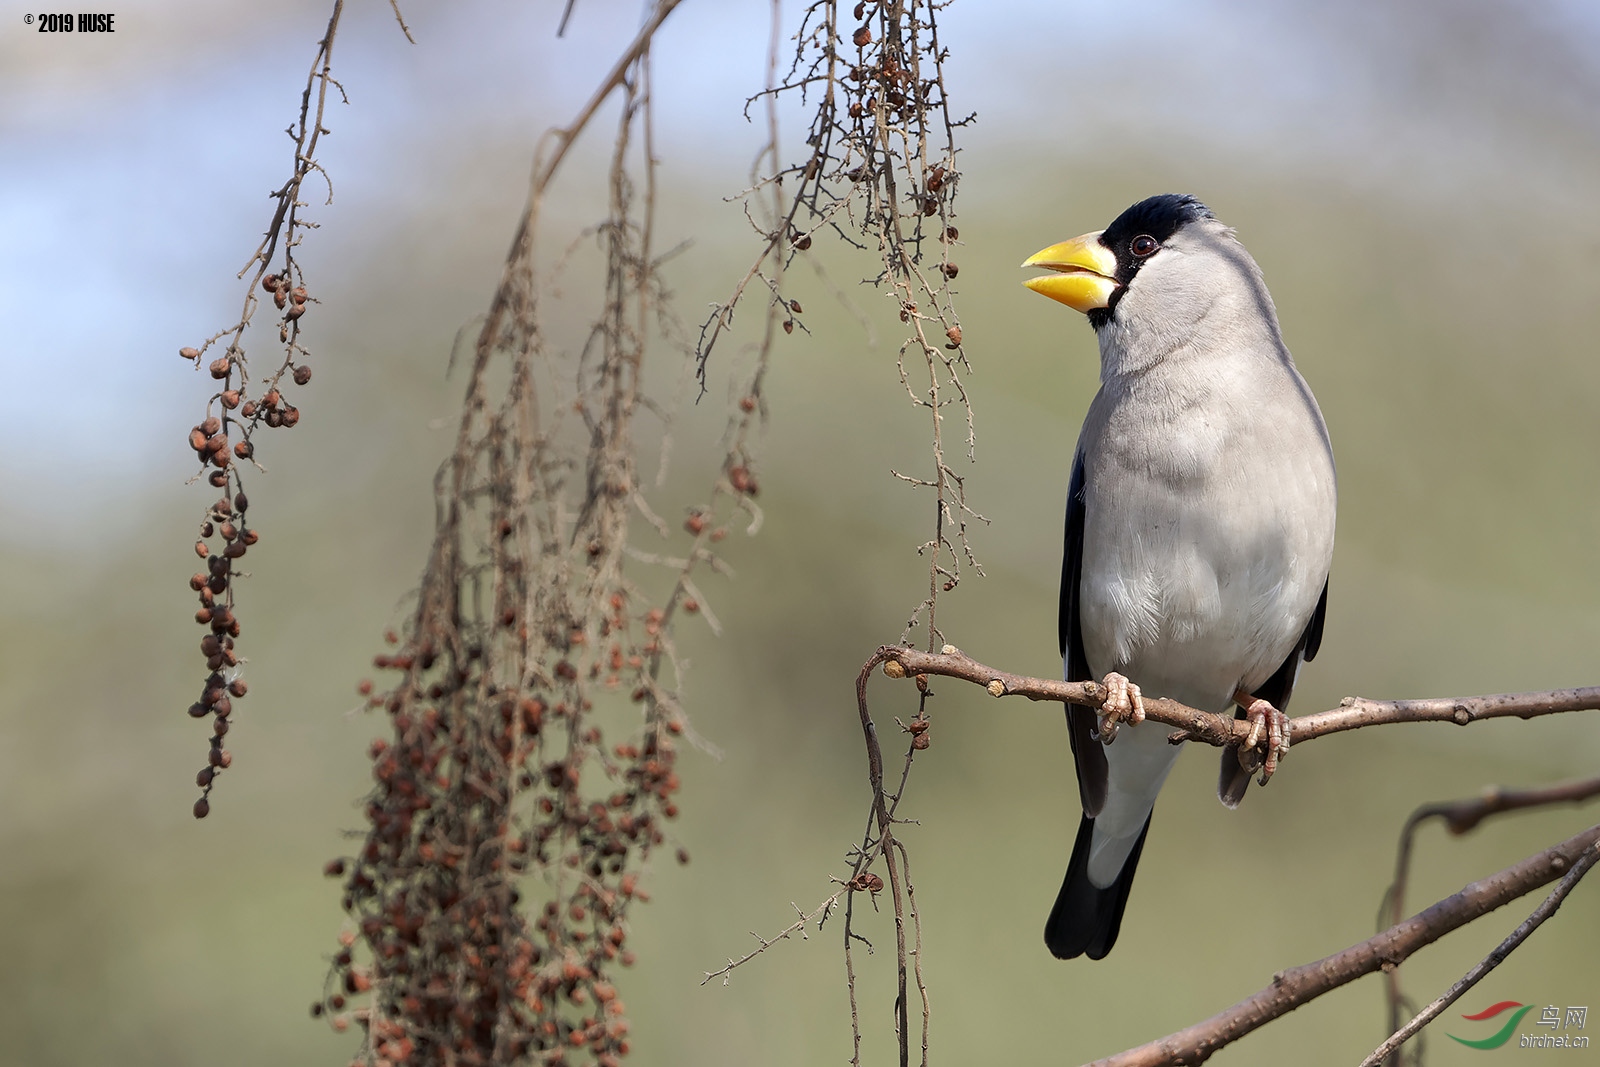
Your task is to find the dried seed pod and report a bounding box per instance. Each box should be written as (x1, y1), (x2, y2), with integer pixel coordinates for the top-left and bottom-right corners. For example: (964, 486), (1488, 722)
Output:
(200, 635), (221, 657)
(789, 299), (803, 313)
(262, 274), (282, 293)
(207, 574), (227, 594)
(281, 406), (300, 428)
(944, 225), (960, 242)
(853, 24), (872, 46)
(228, 678), (248, 697)
(263, 390), (280, 408)
(214, 715), (230, 736)
(940, 262), (959, 278)
(195, 540), (210, 559)
(195, 608), (213, 624)
(292, 364), (312, 385)
(193, 797), (210, 819)
(234, 441), (252, 459)
(945, 324), (962, 347)
(241, 401), (258, 418)
(214, 496), (232, 516)
(213, 696), (232, 717)
(241, 528), (259, 546)
(196, 766), (214, 787)
(209, 357), (231, 379)
(290, 286), (307, 305)
(208, 470), (228, 487)
(223, 542), (246, 559)
(188, 428), (208, 452)
(188, 702), (208, 718)
(233, 492), (249, 512)
(218, 521), (236, 541)
(285, 303), (305, 321)
(200, 417), (221, 437)
(265, 409), (283, 428)
(189, 573), (207, 591)
(273, 289), (287, 309)
(782, 319), (794, 334)
(220, 390), (241, 409)
(179, 346), (200, 360)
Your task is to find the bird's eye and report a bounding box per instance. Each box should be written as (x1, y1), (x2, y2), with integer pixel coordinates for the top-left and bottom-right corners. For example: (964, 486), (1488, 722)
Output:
(1131, 235), (1159, 257)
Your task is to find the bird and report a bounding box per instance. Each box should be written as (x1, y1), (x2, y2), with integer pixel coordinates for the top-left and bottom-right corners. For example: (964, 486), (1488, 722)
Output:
(1020, 194), (1336, 960)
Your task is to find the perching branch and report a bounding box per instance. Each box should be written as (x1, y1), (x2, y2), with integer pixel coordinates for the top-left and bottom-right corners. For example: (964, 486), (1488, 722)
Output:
(875, 644), (1600, 749)
(1360, 839), (1600, 1067)
(1085, 823), (1600, 1067)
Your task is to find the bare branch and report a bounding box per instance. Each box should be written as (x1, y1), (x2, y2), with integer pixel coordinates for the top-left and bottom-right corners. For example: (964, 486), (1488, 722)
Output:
(700, 891), (845, 986)
(1086, 824), (1600, 1067)
(1378, 774), (1600, 1065)
(1360, 840), (1600, 1067)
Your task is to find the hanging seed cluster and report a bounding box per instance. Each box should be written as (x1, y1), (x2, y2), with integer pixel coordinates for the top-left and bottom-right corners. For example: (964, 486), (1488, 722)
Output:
(180, 271), (316, 817)
(177, 0), (343, 816)
(309, 20), (762, 1061)
(314, 593), (696, 1065)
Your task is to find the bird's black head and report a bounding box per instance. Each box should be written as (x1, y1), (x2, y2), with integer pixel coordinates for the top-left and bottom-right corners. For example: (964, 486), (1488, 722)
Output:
(1087, 194), (1215, 329)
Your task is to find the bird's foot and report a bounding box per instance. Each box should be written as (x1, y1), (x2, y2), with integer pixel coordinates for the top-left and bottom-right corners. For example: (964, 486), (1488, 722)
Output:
(1094, 672), (1145, 744)
(1232, 691), (1291, 784)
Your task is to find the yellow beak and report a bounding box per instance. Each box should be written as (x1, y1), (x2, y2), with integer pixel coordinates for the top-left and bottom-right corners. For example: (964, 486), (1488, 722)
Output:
(1022, 231), (1118, 313)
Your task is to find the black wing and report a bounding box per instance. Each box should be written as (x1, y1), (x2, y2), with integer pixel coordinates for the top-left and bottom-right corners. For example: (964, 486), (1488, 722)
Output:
(1060, 451), (1108, 817)
(1217, 577), (1329, 807)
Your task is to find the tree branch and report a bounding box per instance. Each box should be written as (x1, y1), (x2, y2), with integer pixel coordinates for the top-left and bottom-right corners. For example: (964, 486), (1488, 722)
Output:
(876, 644), (1600, 749)
(1378, 774), (1600, 1066)
(1360, 839), (1600, 1067)
(1084, 823), (1600, 1067)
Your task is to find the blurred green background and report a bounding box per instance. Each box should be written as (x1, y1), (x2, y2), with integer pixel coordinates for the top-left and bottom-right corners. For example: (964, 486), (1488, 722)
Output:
(2, 1), (1598, 1064)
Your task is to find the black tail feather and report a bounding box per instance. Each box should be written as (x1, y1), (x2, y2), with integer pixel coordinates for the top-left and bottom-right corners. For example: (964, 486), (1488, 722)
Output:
(1043, 811), (1152, 960)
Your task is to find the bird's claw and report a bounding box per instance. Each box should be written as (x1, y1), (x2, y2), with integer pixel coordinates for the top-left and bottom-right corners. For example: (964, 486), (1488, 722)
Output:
(1094, 671), (1144, 745)
(1236, 697), (1291, 784)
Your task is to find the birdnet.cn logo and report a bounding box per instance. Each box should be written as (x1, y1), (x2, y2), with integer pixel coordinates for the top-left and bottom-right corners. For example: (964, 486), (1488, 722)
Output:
(1448, 1001), (1589, 1050)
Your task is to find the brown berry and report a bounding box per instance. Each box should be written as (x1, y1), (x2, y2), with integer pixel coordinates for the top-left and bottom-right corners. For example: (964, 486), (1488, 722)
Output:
(281, 407), (300, 427)
(200, 417), (221, 437)
(208, 470), (228, 487)
(228, 679), (248, 697)
(196, 766), (214, 786)
(240, 401), (258, 417)
(195, 541), (210, 559)
(262, 274), (282, 293)
(853, 25), (872, 46)
(189, 573), (206, 591)
(188, 428), (208, 452)
(242, 529), (259, 546)
(188, 702), (208, 718)
(220, 390), (241, 409)
(234, 441), (252, 459)
(195, 608), (213, 624)
(940, 262), (959, 278)
(292, 365), (312, 385)
(193, 798), (210, 819)
(209, 357), (231, 379)
(180, 347), (200, 360)
(285, 303), (305, 321)
(945, 325), (962, 346)
(234, 492), (249, 512)
(290, 286), (307, 305)
(273, 289), (287, 309)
